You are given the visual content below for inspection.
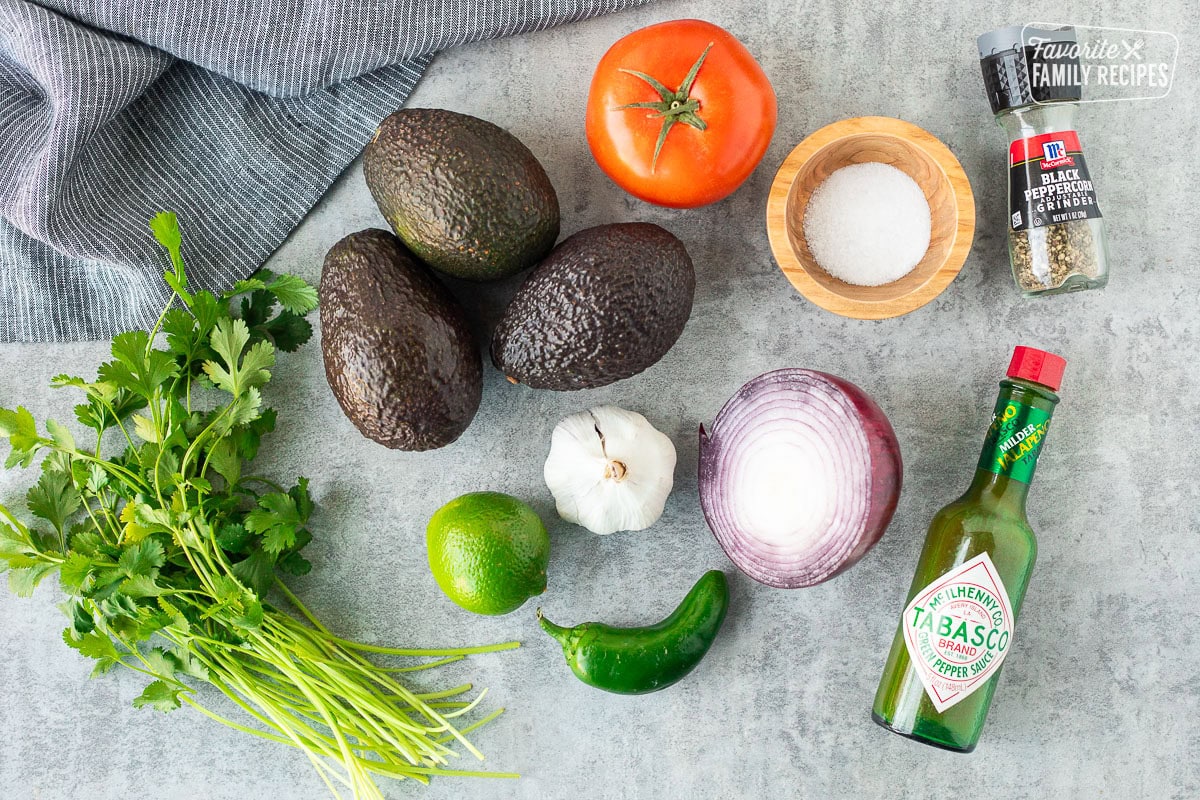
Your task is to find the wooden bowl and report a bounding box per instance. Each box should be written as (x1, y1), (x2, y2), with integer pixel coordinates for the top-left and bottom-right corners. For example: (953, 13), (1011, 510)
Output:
(766, 116), (975, 320)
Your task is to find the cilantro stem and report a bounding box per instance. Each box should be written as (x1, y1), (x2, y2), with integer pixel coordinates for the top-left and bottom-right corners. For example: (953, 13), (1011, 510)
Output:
(240, 476), (287, 493)
(178, 695), (295, 746)
(81, 501), (110, 546)
(273, 590), (520, 657)
(67, 452), (147, 494)
(301, 630), (521, 658)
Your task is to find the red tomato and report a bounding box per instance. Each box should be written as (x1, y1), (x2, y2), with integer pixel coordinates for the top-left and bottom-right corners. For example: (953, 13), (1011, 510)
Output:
(585, 19), (777, 209)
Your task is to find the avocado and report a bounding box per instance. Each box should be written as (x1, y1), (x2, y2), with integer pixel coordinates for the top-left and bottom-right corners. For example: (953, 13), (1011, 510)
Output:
(363, 108), (559, 282)
(320, 229), (481, 450)
(490, 223), (695, 390)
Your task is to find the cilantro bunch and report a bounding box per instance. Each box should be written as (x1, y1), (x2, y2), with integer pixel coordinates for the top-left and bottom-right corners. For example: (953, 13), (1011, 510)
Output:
(0, 213), (516, 798)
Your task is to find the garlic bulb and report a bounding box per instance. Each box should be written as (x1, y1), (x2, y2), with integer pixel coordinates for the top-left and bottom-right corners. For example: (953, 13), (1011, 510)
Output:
(544, 406), (677, 535)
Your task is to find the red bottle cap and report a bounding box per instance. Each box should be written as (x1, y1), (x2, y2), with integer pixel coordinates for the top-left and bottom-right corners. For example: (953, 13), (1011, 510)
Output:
(1007, 346), (1066, 391)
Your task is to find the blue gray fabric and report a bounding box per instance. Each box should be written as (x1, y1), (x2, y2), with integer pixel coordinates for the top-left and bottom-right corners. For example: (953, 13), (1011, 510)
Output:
(0, 0), (646, 342)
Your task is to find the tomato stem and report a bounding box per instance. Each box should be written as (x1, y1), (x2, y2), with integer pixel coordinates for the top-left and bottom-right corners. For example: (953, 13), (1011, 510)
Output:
(614, 41), (714, 172)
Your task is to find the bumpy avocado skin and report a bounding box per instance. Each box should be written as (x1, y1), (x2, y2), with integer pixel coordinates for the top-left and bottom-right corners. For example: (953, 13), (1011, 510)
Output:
(320, 229), (482, 450)
(490, 223), (695, 391)
(363, 108), (560, 282)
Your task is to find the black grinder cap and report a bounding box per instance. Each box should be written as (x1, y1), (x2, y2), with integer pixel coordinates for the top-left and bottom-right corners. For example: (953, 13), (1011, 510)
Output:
(978, 25), (1083, 114)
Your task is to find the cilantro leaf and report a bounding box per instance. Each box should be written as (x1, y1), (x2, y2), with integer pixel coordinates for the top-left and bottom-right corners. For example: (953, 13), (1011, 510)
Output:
(266, 274), (319, 315)
(133, 680), (182, 712)
(261, 525), (296, 554)
(289, 477), (313, 522)
(149, 211), (193, 305)
(100, 332), (179, 400)
(132, 610), (175, 640)
(245, 492), (302, 554)
(277, 551), (312, 577)
(203, 319), (274, 398)
(230, 408), (277, 461)
(63, 629), (121, 661)
(27, 470), (81, 536)
(232, 597), (264, 630)
(149, 212), (184, 275)
(143, 647), (178, 679)
(277, 528), (313, 578)
(117, 502), (152, 544)
(173, 649), (209, 681)
(0, 406), (38, 443)
(162, 307), (201, 358)
(230, 548), (275, 597)
(8, 563), (59, 596)
(49, 374), (91, 391)
(237, 342), (275, 390)
(45, 419), (75, 451)
(98, 593), (140, 620)
(190, 290), (221, 333)
(72, 387), (147, 434)
(66, 600), (95, 635)
(0, 519), (33, 561)
(84, 464), (108, 494)
(261, 310), (312, 352)
(0, 406), (43, 467)
(131, 413), (160, 443)
(69, 529), (105, 557)
(121, 574), (164, 598)
(59, 552), (96, 592)
(216, 522), (252, 553)
(118, 538), (165, 578)
(164, 292), (222, 367)
(206, 439), (241, 487)
(219, 388), (263, 433)
(226, 279), (269, 303)
(239, 288), (275, 329)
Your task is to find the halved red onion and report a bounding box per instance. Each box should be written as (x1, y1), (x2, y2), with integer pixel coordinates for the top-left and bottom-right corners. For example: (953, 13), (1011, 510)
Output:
(698, 369), (902, 588)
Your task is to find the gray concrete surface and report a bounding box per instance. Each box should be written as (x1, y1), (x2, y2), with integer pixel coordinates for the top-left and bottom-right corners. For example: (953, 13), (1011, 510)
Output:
(2, 1), (1198, 798)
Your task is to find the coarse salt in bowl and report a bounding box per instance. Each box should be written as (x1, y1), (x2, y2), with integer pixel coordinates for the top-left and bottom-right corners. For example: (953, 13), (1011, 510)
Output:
(765, 116), (976, 320)
(802, 162), (932, 287)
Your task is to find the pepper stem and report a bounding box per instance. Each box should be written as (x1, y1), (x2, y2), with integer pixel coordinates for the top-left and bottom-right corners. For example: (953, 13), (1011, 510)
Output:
(536, 609), (569, 643)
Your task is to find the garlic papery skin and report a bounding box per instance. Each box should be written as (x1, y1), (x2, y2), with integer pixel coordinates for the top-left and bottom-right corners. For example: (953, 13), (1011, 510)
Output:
(544, 406), (677, 535)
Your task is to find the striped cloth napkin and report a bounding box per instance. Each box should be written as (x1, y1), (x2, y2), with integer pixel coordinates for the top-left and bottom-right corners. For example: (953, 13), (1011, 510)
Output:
(0, 0), (646, 342)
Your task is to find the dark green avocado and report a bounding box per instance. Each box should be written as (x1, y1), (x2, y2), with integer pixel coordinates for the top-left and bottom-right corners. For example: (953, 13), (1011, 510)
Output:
(363, 108), (559, 282)
(320, 229), (481, 450)
(490, 223), (695, 390)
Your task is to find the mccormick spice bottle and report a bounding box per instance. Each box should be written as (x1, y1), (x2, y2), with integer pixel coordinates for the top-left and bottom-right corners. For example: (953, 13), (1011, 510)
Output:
(978, 26), (1110, 296)
(872, 346), (1065, 752)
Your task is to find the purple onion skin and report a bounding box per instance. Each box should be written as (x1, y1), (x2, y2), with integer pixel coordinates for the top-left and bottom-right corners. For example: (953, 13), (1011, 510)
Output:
(817, 371), (903, 577)
(698, 369), (903, 588)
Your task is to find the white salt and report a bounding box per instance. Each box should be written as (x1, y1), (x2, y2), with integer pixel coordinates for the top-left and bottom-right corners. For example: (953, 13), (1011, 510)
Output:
(802, 162), (932, 287)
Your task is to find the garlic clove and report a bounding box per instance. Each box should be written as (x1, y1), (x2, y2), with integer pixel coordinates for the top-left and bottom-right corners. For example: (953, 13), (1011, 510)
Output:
(544, 405), (677, 535)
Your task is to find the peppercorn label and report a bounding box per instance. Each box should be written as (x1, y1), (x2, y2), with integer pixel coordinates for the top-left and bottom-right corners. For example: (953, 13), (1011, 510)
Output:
(902, 552), (1015, 713)
(977, 396), (1051, 484)
(1008, 131), (1103, 231)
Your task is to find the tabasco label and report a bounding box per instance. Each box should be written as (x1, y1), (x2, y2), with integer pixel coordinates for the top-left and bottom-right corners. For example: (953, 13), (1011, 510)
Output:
(902, 553), (1014, 713)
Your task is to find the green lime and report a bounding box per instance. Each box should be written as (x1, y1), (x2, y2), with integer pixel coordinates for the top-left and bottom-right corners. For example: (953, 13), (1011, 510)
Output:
(426, 492), (550, 616)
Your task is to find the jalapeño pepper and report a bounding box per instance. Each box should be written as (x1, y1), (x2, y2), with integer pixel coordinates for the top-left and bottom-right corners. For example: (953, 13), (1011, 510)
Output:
(538, 570), (729, 695)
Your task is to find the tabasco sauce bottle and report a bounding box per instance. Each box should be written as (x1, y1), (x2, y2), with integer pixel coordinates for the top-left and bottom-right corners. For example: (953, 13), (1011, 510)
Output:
(872, 346), (1065, 752)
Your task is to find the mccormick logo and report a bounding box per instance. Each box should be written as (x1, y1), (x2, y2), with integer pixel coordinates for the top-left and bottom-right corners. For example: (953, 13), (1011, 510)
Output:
(1040, 139), (1075, 170)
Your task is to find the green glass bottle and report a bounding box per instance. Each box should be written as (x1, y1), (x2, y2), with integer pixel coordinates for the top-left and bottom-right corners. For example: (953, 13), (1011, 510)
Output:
(872, 346), (1066, 752)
